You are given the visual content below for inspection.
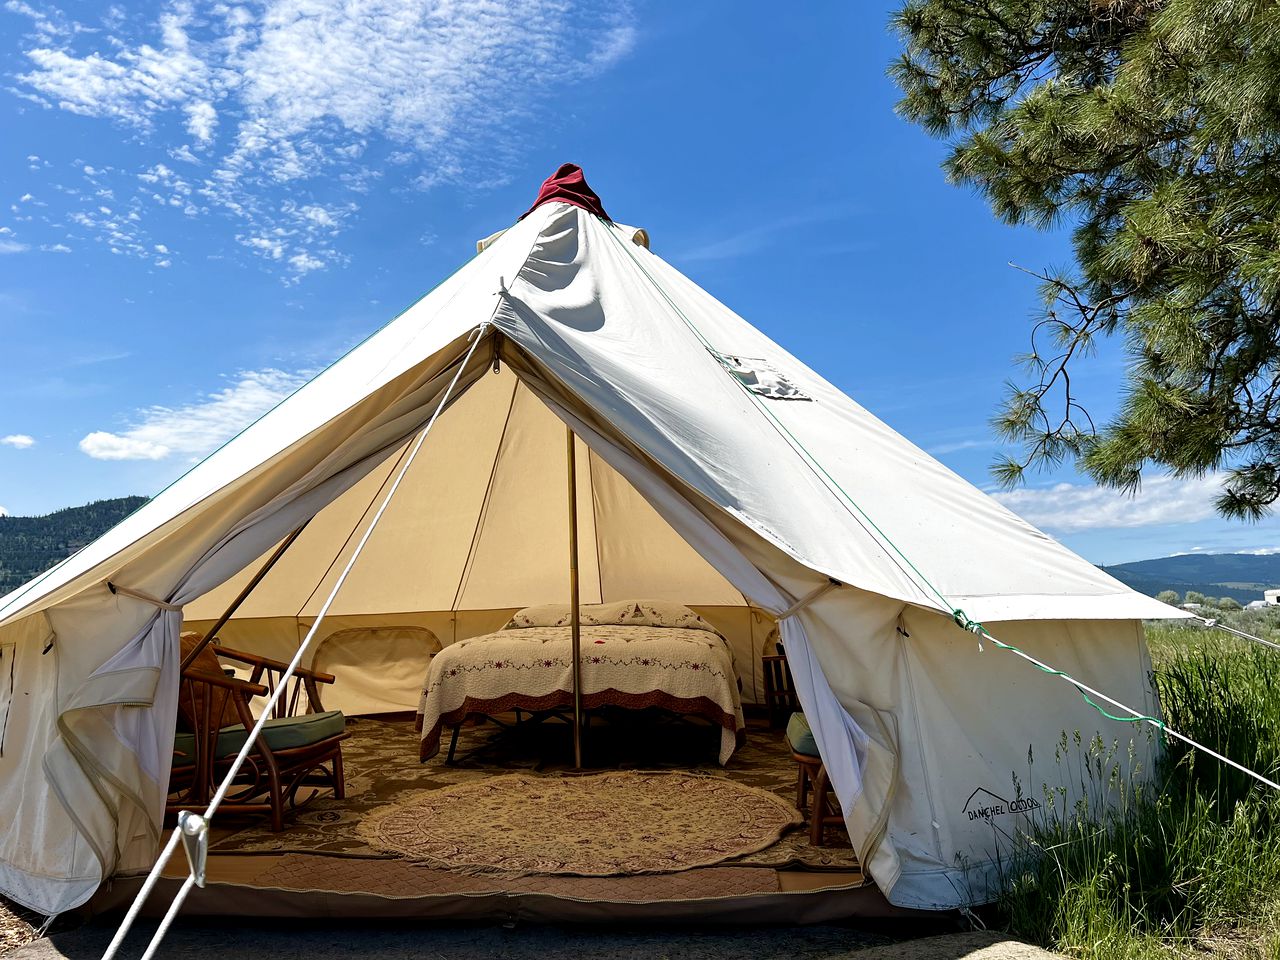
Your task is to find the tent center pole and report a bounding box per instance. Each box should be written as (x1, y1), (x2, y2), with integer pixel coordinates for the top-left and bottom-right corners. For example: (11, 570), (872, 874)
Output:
(566, 425), (584, 769)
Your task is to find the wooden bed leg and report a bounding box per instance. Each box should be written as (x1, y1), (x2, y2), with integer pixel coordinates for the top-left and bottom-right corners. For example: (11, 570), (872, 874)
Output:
(446, 724), (461, 765)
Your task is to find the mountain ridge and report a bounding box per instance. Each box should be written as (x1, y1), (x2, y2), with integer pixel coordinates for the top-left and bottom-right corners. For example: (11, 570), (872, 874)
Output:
(1103, 553), (1280, 604)
(0, 496), (149, 595)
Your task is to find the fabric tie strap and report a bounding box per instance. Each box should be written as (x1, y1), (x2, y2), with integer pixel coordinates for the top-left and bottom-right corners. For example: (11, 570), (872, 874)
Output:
(778, 579), (841, 621)
(106, 582), (183, 612)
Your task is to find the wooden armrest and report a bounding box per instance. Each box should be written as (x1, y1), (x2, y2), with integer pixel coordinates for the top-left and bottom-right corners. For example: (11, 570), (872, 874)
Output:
(212, 646), (337, 684)
(183, 668), (270, 699)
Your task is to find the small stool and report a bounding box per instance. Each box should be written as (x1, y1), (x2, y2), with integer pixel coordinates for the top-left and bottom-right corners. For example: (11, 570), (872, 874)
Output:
(786, 712), (838, 847)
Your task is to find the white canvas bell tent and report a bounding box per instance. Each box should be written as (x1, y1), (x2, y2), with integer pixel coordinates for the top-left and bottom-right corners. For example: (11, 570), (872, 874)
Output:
(0, 165), (1180, 918)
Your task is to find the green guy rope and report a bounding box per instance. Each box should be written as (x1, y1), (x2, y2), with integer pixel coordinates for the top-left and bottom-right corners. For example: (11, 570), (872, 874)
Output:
(602, 217), (1280, 794)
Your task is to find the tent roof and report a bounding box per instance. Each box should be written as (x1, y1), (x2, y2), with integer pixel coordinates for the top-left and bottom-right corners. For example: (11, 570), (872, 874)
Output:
(0, 183), (1180, 630)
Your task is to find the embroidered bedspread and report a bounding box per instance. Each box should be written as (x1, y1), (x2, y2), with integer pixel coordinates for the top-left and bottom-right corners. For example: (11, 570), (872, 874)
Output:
(416, 624), (746, 764)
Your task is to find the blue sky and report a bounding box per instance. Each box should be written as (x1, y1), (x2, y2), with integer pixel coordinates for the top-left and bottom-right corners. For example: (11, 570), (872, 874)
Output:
(1, 0), (1277, 566)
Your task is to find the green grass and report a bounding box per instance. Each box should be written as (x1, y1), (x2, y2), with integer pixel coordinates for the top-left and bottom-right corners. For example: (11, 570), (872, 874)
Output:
(995, 610), (1280, 960)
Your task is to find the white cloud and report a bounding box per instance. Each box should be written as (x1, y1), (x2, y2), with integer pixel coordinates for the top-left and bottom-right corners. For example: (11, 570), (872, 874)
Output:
(927, 438), (995, 456)
(78, 431), (170, 460)
(42, 242), (72, 252)
(993, 473), (1225, 533)
(287, 251), (324, 275)
(10, 0), (636, 280)
(0, 240), (29, 254)
(79, 368), (309, 461)
(184, 100), (216, 142)
(0, 434), (36, 449)
(0, 506), (7, 517)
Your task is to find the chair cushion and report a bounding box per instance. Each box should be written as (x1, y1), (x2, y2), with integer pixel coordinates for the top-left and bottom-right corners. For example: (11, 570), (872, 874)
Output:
(172, 731), (197, 768)
(172, 710), (345, 762)
(786, 711), (819, 757)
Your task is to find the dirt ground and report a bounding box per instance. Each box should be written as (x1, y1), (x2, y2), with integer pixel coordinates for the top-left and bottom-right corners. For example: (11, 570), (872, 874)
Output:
(1, 896), (39, 955)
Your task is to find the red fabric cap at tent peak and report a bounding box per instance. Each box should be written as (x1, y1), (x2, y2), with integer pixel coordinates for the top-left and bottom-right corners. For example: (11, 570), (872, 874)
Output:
(520, 163), (610, 221)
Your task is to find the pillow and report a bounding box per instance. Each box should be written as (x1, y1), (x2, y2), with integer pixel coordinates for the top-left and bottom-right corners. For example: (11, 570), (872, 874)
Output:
(177, 633), (243, 732)
(505, 600), (721, 636)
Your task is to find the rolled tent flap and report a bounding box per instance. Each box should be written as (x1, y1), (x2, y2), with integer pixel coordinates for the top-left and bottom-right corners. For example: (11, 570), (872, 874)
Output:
(781, 615), (902, 886)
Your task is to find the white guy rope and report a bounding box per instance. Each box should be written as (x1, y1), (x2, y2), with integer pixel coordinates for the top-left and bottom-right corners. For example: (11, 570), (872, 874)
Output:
(102, 322), (490, 960)
(1193, 615), (1280, 653)
(97, 809), (183, 960)
(986, 629), (1280, 793)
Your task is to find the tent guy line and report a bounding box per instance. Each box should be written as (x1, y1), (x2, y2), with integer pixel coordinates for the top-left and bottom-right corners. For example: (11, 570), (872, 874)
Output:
(974, 625), (1280, 793)
(599, 218), (946, 610)
(99, 322), (493, 960)
(602, 206), (1280, 796)
(1194, 616), (1280, 653)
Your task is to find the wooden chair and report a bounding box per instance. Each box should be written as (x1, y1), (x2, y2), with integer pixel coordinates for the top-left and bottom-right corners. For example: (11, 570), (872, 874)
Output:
(170, 638), (348, 831)
(762, 651), (799, 729)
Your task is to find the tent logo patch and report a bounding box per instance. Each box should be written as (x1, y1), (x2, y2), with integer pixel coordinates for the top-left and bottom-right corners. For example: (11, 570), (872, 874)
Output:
(710, 351), (812, 401)
(962, 787), (1041, 823)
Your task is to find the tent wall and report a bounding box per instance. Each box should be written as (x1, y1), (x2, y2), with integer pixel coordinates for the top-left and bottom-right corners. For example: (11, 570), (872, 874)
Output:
(802, 586), (1159, 909)
(0, 612), (103, 913)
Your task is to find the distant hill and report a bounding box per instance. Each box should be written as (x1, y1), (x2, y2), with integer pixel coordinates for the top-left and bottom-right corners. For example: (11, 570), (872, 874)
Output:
(2, 495), (1277, 608)
(1103, 553), (1280, 604)
(0, 497), (149, 595)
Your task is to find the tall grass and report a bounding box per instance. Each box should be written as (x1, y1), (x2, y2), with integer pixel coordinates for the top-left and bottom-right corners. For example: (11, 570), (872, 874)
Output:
(996, 612), (1280, 960)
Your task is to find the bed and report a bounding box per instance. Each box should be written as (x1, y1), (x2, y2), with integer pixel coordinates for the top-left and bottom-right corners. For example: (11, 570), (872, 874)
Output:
(415, 600), (746, 765)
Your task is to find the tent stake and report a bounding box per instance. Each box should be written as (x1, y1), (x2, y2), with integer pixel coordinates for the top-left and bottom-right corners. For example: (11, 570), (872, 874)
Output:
(566, 425), (584, 769)
(180, 521), (309, 672)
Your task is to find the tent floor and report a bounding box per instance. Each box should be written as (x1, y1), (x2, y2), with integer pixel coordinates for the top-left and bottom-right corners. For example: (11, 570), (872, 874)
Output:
(98, 715), (913, 923)
(94, 863), (907, 924)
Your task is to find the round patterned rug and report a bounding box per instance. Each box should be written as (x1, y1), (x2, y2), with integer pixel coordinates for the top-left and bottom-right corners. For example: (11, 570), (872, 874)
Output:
(356, 771), (803, 876)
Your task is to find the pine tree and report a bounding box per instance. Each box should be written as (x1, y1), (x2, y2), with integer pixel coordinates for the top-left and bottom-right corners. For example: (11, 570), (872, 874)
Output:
(891, 0), (1280, 518)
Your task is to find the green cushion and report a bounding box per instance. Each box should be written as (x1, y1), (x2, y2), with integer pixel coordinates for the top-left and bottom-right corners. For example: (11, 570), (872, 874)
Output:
(173, 731), (197, 768)
(786, 711), (819, 756)
(172, 710), (345, 764)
